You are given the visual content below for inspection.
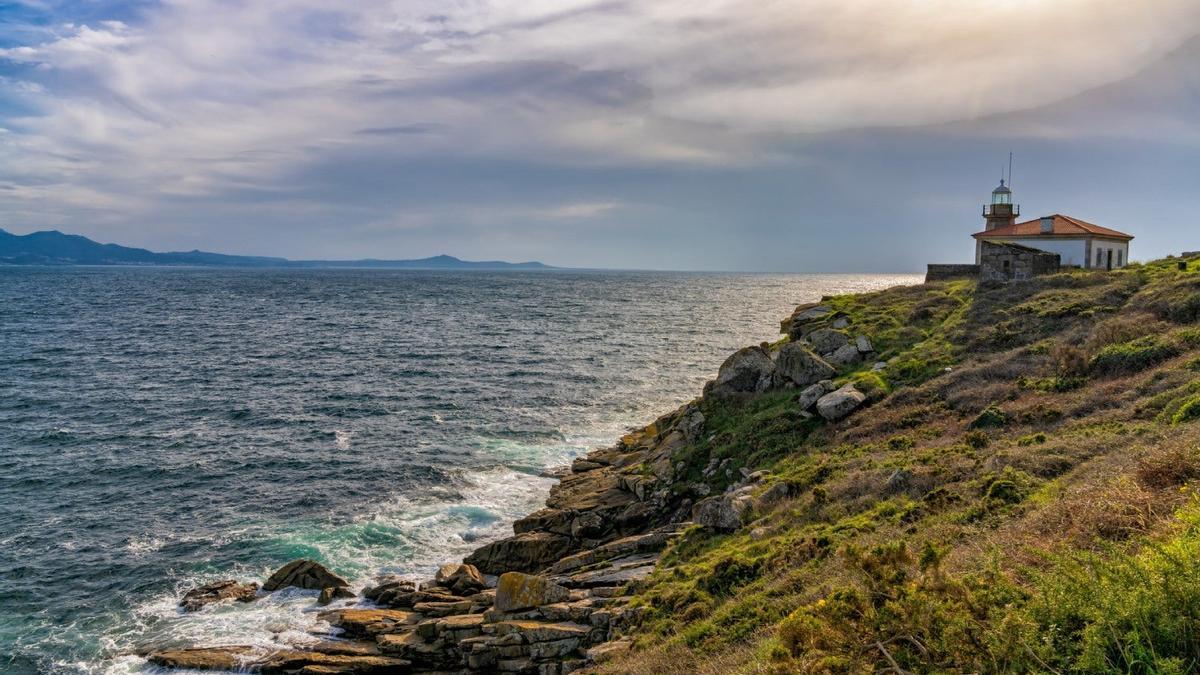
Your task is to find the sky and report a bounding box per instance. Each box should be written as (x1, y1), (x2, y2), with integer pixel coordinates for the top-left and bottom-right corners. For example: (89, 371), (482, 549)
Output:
(0, 1), (1197, 271)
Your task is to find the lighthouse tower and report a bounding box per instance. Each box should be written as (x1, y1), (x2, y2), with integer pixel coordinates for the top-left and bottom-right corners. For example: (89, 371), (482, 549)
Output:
(983, 179), (1019, 231)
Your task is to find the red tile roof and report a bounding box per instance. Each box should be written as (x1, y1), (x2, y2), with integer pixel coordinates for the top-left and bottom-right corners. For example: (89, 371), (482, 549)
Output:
(973, 214), (1133, 240)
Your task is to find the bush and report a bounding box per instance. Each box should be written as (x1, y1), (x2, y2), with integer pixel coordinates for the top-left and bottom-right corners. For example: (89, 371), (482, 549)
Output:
(969, 405), (1008, 429)
(964, 430), (989, 449)
(1052, 343), (1090, 377)
(1173, 396), (1200, 425)
(1017, 432), (1047, 446)
(1089, 336), (1180, 376)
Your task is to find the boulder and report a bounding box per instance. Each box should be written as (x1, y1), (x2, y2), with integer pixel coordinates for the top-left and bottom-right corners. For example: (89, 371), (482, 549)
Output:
(465, 531), (573, 576)
(826, 343), (862, 366)
(832, 317), (850, 329)
(856, 335), (874, 353)
(792, 304), (832, 323)
(816, 385), (867, 421)
(806, 328), (850, 355)
(434, 563), (487, 595)
(495, 572), (571, 612)
(774, 343), (836, 388)
(796, 383), (827, 411)
(362, 576), (415, 602)
(317, 586), (355, 605)
(262, 559), (349, 592)
(179, 580), (258, 612)
(691, 494), (753, 531)
(710, 346), (775, 395)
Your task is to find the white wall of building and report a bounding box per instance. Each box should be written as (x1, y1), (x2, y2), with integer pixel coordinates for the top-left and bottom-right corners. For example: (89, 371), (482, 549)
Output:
(1090, 240), (1130, 269)
(974, 237), (1129, 268)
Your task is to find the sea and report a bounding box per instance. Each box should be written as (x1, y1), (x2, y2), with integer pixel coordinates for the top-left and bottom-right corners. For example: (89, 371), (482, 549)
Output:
(0, 267), (919, 673)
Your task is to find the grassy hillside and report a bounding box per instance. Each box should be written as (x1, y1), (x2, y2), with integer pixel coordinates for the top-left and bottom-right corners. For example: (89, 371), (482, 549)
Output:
(602, 254), (1200, 674)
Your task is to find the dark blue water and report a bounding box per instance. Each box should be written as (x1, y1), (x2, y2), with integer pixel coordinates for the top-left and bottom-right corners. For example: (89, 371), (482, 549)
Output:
(0, 267), (917, 673)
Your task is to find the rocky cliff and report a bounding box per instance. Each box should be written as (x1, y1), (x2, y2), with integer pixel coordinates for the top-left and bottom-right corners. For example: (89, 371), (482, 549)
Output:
(145, 253), (1200, 674)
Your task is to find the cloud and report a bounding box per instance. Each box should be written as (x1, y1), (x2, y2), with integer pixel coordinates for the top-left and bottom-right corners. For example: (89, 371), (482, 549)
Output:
(0, 0), (1196, 265)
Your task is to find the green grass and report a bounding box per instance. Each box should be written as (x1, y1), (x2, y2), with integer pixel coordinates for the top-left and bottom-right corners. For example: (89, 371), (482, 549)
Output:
(602, 258), (1200, 674)
(1090, 336), (1180, 376)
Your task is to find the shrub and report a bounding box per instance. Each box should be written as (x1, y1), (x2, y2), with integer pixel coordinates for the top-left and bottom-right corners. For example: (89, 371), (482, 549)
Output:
(1136, 445), (1200, 488)
(1086, 312), (1163, 351)
(850, 371), (891, 401)
(1017, 432), (1047, 446)
(1173, 396), (1200, 425)
(964, 430), (989, 449)
(1089, 336), (1180, 376)
(969, 405), (1008, 429)
(1052, 342), (1090, 377)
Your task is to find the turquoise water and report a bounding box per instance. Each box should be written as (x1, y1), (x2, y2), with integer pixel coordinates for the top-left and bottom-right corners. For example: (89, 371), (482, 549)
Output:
(0, 267), (918, 673)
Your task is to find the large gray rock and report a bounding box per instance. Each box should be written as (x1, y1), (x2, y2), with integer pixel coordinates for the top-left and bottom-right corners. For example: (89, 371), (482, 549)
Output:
(262, 560), (349, 592)
(179, 580), (258, 612)
(796, 383), (827, 411)
(806, 328), (850, 355)
(774, 343), (836, 387)
(826, 343), (862, 366)
(856, 335), (874, 353)
(816, 385), (867, 421)
(793, 304), (832, 322)
(691, 494), (753, 531)
(494, 572), (570, 611)
(711, 346), (775, 395)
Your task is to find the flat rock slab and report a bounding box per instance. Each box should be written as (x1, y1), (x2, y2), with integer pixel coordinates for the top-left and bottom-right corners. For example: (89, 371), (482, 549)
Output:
(144, 646), (411, 674)
(318, 609), (422, 639)
(145, 646), (254, 671)
(487, 620), (592, 643)
(565, 563), (656, 589)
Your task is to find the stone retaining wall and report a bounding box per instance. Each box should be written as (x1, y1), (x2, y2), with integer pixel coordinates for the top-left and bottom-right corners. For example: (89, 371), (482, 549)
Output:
(925, 264), (980, 283)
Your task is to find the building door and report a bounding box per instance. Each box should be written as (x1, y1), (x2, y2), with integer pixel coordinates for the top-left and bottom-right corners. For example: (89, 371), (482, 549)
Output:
(1107, 249), (1113, 271)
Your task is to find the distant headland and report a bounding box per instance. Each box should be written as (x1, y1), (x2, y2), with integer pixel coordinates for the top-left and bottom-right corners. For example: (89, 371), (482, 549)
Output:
(0, 228), (556, 270)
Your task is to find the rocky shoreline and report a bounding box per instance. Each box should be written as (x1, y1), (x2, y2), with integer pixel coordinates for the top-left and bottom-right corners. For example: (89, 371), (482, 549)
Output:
(143, 301), (874, 674)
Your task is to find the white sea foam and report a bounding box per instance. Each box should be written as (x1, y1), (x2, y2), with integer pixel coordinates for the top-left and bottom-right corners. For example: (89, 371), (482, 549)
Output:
(102, 461), (556, 674)
(333, 430), (352, 450)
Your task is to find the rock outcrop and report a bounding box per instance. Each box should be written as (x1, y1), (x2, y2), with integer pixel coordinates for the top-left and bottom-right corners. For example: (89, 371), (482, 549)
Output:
(262, 559), (351, 592)
(179, 580), (258, 612)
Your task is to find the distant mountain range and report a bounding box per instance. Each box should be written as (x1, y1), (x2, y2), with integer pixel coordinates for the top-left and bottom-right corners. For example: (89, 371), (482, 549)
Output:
(0, 229), (555, 270)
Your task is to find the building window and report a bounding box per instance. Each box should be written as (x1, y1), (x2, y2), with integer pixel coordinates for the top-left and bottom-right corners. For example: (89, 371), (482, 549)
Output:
(1117, 250), (1123, 266)
(1096, 249), (1103, 267)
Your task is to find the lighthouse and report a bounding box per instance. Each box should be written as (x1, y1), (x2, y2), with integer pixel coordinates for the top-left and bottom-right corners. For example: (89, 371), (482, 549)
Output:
(983, 179), (1018, 231)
